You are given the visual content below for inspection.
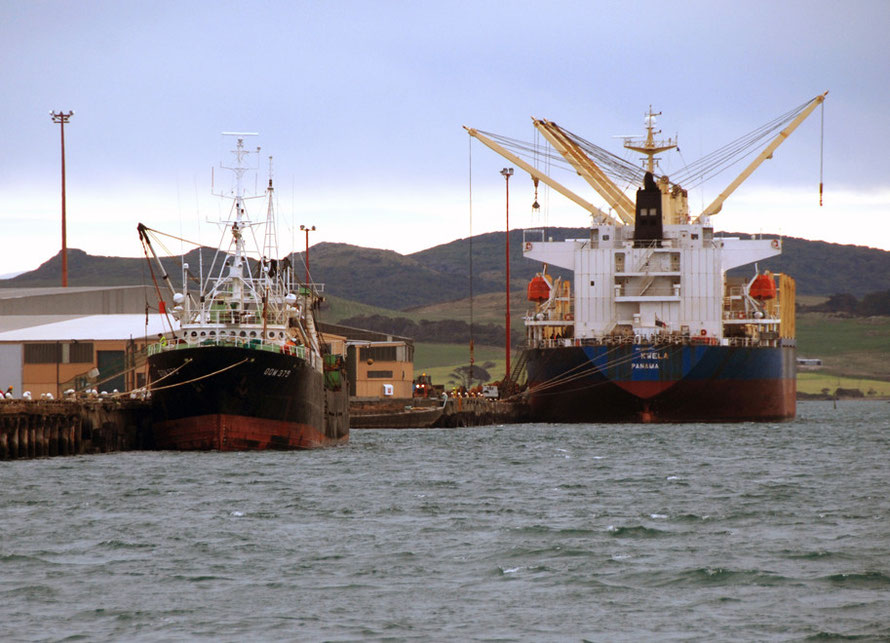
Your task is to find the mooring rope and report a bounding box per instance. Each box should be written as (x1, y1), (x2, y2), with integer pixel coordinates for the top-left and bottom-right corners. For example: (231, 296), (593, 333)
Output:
(516, 341), (687, 399)
(147, 357), (250, 393)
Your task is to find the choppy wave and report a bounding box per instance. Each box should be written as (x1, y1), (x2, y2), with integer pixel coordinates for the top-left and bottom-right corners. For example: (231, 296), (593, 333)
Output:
(0, 402), (887, 641)
(607, 524), (670, 538)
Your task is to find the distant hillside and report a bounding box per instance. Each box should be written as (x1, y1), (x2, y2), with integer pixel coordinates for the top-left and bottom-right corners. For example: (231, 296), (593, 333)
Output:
(412, 229), (890, 299)
(3, 230), (890, 306)
(305, 242), (501, 310)
(721, 234), (890, 297)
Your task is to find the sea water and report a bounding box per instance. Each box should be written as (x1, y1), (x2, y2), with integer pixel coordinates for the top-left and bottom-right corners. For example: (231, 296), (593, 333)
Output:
(1, 401), (888, 641)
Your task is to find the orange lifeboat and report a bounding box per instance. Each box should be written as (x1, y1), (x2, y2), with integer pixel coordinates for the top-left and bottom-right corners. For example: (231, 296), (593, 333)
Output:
(749, 273), (776, 300)
(527, 275), (550, 302)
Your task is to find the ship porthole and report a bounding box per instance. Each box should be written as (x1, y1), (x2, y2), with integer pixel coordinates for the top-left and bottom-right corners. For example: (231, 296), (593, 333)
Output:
(240, 331), (246, 337)
(190, 332), (197, 337)
(200, 331), (206, 337)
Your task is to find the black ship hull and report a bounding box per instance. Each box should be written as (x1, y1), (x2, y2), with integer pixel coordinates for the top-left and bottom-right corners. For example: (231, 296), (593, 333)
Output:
(148, 345), (348, 450)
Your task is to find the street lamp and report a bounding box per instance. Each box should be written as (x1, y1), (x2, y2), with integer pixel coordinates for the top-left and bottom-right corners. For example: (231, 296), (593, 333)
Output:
(501, 167), (514, 384)
(299, 224), (316, 286)
(50, 110), (74, 287)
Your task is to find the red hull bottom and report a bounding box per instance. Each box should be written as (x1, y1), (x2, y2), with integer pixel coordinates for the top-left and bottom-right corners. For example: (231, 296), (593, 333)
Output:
(528, 378), (797, 423)
(153, 414), (347, 451)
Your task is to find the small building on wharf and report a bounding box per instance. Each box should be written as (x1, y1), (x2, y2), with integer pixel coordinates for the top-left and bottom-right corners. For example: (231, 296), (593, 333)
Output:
(0, 286), (169, 398)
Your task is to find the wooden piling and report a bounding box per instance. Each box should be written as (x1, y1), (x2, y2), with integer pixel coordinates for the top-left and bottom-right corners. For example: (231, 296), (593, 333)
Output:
(48, 420), (58, 457)
(0, 400), (151, 461)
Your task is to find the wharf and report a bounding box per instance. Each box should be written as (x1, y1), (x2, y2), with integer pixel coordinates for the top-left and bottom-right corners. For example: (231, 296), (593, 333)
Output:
(350, 397), (529, 429)
(0, 396), (531, 460)
(0, 399), (152, 460)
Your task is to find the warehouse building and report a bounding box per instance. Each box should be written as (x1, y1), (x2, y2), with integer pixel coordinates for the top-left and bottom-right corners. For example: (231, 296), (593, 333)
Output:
(0, 286), (169, 397)
(1, 288), (416, 400)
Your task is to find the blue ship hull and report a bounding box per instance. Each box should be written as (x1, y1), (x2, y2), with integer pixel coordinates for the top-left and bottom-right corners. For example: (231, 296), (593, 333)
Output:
(524, 343), (796, 423)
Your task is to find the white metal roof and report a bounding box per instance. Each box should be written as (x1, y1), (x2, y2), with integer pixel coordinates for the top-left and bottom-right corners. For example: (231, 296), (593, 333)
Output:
(0, 315), (170, 342)
(0, 285), (150, 300)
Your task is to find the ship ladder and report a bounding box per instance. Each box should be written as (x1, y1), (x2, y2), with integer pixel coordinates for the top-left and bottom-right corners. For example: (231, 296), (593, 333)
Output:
(508, 349), (529, 391)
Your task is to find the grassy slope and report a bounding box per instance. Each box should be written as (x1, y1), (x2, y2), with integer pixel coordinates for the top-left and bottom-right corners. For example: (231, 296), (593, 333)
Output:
(320, 294), (410, 323)
(414, 342), (507, 389)
(796, 314), (890, 380)
(797, 372), (890, 396)
(405, 290), (530, 331)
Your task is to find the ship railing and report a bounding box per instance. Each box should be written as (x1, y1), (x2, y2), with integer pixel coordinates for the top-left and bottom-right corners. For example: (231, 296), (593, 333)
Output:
(299, 283), (324, 295)
(203, 309), (291, 326)
(522, 229), (546, 247)
(724, 336), (781, 348)
(527, 332), (770, 350)
(147, 337), (309, 360)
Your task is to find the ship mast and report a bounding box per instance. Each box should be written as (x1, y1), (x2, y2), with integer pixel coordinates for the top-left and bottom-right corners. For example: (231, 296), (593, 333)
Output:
(263, 155), (279, 266)
(219, 133), (259, 296)
(622, 107), (677, 174)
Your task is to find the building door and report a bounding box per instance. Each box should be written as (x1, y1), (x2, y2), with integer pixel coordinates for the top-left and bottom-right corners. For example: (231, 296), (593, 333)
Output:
(97, 350), (126, 392)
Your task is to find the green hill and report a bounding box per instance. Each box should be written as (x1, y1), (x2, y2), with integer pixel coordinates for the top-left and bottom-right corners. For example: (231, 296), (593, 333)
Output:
(3, 229), (890, 306)
(3, 232), (889, 383)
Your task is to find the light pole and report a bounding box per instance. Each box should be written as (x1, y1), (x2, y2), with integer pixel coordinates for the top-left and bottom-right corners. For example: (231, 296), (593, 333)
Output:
(501, 167), (513, 384)
(299, 224), (315, 286)
(50, 110), (74, 287)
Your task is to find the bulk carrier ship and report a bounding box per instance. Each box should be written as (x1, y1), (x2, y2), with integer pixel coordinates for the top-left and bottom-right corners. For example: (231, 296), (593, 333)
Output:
(467, 93), (827, 422)
(139, 134), (348, 449)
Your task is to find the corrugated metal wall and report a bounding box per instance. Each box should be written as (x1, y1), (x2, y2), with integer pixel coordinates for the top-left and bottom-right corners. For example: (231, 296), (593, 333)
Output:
(0, 344), (22, 395)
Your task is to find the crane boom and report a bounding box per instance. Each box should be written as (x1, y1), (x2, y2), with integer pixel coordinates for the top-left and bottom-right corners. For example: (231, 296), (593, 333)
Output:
(533, 118), (636, 224)
(464, 126), (620, 225)
(696, 91), (828, 221)
(137, 222), (178, 299)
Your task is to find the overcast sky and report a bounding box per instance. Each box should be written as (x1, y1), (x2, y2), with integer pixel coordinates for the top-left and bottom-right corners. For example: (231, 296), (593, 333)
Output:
(2, 0), (888, 276)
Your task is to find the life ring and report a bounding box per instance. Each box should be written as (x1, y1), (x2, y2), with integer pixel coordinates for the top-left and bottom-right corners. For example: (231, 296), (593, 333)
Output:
(736, 311), (745, 319)
(565, 313), (574, 320)
(771, 239), (780, 249)
(700, 329), (707, 336)
(524, 241), (532, 251)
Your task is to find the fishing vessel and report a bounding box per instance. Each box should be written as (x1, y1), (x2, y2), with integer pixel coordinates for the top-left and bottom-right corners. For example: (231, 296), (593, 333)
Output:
(467, 93), (827, 422)
(139, 133), (348, 449)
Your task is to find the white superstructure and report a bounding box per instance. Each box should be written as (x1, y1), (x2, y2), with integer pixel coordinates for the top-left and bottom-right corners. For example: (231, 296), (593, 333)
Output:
(467, 94), (826, 350)
(522, 224), (781, 342)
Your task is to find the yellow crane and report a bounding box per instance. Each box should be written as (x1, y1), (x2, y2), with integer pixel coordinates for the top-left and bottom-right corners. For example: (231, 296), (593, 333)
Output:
(463, 126), (620, 225)
(466, 91), (828, 227)
(696, 91), (828, 221)
(532, 118), (636, 224)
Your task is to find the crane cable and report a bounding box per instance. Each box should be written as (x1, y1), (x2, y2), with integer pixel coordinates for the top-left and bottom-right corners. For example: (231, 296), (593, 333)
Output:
(476, 97), (815, 197)
(820, 98), (825, 206)
(468, 135), (475, 382)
